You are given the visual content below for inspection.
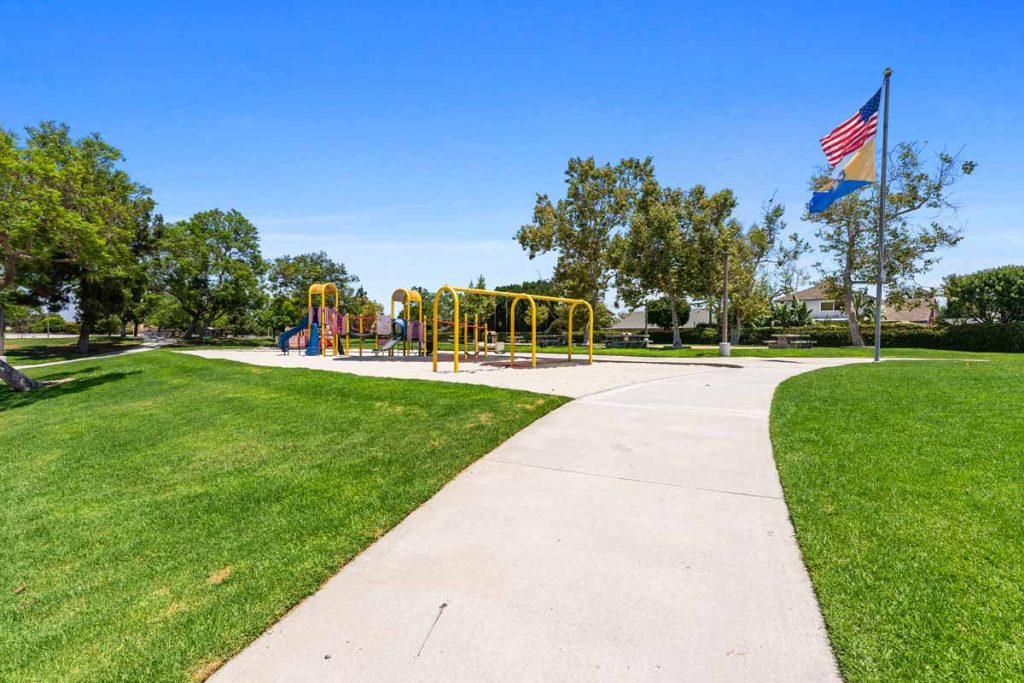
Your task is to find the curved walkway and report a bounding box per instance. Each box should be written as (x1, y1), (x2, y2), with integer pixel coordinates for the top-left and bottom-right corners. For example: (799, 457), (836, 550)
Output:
(209, 354), (858, 681)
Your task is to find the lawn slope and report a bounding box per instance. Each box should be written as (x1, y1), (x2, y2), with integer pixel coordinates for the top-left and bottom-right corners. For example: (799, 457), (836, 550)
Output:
(0, 351), (567, 682)
(771, 360), (1024, 681)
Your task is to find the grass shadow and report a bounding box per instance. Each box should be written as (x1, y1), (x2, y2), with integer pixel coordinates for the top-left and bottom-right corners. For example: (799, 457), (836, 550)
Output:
(0, 368), (140, 411)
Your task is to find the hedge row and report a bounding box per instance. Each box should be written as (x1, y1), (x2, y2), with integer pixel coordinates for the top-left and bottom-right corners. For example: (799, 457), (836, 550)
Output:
(644, 323), (1024, 353)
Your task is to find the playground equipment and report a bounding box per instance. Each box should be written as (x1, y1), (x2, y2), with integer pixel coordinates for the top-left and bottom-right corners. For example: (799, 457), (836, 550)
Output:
(278, 283), (344, 356)
(431, 285), (593, 373)
(389, 288), (426, 357)
(278, 283), (428, 358)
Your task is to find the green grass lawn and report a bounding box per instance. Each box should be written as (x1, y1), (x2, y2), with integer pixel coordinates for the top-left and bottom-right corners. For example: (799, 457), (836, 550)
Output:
(533, 343), (1024, 361)
(3, 336), (143, 366)
(771, 360), (1024, 681)
(0, 351), (566, 682)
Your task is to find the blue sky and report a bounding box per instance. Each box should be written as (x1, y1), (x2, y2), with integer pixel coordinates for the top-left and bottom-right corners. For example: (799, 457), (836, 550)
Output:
(2, 1), (1021, 309)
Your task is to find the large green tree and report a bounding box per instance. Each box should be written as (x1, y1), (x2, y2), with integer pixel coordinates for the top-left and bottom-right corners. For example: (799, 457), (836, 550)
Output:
(1, 122), (153, 389)
(27, 123), (156, 353)
(516, 156), (654, 321)
(616, 182), (738, 346)
(265, 251), (358, 331)
(944, 265), (1024, 323)
(807, 142), (975, 346)
(159, 209), (265, 339)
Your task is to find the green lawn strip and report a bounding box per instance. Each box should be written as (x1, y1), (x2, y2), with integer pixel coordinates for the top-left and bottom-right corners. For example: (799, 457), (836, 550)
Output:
(3, 337), (143, 366)
(770, 361), (1024, 681)
(0, 351), (567, 682)
(533, 344), (1024, 361)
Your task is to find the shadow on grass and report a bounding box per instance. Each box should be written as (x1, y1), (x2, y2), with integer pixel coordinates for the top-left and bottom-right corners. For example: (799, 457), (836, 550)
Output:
(6, 340), (141, 364)
(0, 368), (140, 411)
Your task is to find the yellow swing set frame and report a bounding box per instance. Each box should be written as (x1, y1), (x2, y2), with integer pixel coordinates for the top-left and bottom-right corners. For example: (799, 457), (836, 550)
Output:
(431, 285), (593, 373)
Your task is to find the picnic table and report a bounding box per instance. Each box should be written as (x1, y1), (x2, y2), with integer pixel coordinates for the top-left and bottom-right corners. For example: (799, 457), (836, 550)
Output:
(765, 333), (815, 349)
(605, 332), (649, 349)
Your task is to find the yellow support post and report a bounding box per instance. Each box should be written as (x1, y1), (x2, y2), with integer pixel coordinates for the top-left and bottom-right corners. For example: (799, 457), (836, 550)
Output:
(432, 285), (459, 372)
(568, 303), (575, 362)
(474, 314), (479, 358)
(483, 323), (488, 358)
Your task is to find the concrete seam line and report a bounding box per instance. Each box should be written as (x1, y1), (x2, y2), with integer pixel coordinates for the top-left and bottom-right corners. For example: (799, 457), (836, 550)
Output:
(486, 459), (784, 501)
(579, 400), (769, 419)
(572, 367), (733, 402)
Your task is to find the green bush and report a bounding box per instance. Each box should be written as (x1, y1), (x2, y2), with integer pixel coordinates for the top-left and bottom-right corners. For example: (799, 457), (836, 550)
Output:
(734, 322), (1024, 352)
(28, 315), (69, 333)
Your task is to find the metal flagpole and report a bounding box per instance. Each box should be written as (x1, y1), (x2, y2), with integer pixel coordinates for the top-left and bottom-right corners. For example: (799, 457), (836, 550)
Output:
(874, 67), (892, 363)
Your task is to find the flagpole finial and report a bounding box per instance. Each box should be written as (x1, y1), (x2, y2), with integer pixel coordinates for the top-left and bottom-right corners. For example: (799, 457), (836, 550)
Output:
(884, 67), (892, 77)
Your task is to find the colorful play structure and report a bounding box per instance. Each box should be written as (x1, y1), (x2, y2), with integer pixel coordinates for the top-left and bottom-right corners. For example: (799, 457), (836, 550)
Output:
(277, 282), (594, 373)
(277, 284), (427, 357)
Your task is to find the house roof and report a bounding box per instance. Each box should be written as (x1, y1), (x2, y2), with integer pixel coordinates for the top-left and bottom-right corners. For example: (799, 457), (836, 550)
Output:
(884, 298), (936, 324)
(606, 310), (649, 330)
(789, 285), (828, 300)
(777, 285), (875, 302)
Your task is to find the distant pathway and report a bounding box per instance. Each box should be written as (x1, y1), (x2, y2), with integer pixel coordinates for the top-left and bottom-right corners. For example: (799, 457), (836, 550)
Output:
(212, 356), (856, 682)
(10, 341), (168, 370)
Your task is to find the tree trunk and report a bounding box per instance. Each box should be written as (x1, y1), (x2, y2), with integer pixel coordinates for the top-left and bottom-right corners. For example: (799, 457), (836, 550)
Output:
(668, 292), (682, 348)
(0, 301), (5, 356)
(77, 319), (93, 355)
(184, 318), (197, 340)
(133, 321), (140, 337)
(730, 313), (742, 345)
(844, 273), (864, 346)
(0, 358), (43, 391)
(119, 318), (128, 338)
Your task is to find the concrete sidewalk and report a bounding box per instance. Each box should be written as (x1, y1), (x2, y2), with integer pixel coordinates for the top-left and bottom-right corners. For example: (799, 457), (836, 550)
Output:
(211, 356), (851, 682)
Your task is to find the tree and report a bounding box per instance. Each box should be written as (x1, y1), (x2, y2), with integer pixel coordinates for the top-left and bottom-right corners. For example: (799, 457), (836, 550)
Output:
(1, 122), (156, 389)
(493, 279), (559, 335)
(615, 182), (739, 346)
(721, 200), (808, 343)
(412, 285), (449, 326)
(851, 291), (877, 326)
(646, 297), (689, 330)
(944, 265), (1024, 323)
(266, 251), (358, 330)
(159, 209), (265, 339)
(351, 286), (383, 317)
(807, 142), (976, 346)
(460, 275), (497, 325)
(770, 297), (813, 327)
(24, 122), (157, 353)
(517, 157), (654, 320)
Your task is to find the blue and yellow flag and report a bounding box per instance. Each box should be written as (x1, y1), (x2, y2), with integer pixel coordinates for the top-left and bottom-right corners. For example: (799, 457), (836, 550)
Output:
(809, 137), (876, 213)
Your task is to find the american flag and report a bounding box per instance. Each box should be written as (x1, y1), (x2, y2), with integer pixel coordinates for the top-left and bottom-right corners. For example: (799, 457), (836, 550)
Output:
(820, 89), (881, 168)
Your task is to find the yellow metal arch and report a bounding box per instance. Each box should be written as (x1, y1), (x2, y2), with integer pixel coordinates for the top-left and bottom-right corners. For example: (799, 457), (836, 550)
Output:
(390, 288), (424, 356)
(430, 285), (592, 372)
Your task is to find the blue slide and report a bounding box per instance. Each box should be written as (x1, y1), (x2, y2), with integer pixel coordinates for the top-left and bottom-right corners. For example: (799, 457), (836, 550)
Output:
(277, 313), (309, 352)
(305, 323), (321, 356)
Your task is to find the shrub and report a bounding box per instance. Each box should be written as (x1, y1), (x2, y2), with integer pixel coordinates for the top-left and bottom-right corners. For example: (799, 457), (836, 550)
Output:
(737, 322), (1024, 353)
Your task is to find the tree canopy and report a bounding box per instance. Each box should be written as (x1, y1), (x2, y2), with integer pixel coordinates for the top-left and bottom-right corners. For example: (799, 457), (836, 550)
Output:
(807, 142), (975, 345)
(159, 209), (265, 339)
(944, 265), (1024, 323)
(516, 156), (654, 319)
